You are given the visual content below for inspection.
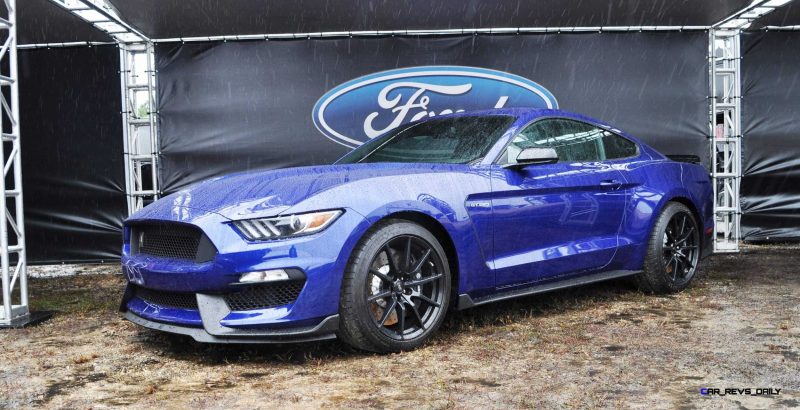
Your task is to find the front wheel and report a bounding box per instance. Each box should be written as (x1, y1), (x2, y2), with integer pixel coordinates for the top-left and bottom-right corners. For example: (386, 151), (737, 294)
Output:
(635, 202), (701, 294)
(338, 220), (451, 353)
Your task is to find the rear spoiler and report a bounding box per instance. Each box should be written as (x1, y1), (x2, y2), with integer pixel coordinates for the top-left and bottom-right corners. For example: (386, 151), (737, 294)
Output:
(667, 155), (702, 164)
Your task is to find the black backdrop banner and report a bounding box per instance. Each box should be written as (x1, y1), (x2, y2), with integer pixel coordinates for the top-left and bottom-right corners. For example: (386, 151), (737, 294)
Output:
(19, 46), (127, 263)
(157, 32), (709, 192)
(741, 32), (800, 242)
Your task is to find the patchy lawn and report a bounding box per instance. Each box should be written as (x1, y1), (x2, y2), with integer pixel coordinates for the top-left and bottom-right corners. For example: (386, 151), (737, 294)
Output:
(1, 245), (798, 409)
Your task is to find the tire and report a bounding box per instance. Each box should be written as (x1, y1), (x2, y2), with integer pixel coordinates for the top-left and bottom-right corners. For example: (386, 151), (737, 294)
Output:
(635, 202), (701, 294)
(338, 219), (451, 353)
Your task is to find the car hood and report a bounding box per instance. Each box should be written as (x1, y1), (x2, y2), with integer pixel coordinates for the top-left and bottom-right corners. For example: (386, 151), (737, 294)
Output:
(129, 163), (473, 222)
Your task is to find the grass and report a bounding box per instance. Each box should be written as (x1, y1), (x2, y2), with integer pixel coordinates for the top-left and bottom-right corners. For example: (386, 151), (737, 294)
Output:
(27, 273), (124, 314)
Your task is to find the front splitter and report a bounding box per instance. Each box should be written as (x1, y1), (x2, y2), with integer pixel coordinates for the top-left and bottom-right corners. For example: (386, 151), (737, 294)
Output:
(124, 311), (339, 344)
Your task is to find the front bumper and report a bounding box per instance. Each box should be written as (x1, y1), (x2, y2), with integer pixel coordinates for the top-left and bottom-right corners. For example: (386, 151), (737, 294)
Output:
(124, 310), (339, 344)
(120, 206), (369, 341)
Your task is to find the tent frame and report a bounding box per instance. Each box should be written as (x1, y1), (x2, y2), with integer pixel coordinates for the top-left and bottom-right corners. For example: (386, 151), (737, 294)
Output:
(0, 0), (29, 326)
(2, 2), (799, 323)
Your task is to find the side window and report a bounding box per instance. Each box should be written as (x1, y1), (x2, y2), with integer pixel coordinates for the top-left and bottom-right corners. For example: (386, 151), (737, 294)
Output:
(601, 131), (639, 159)
(499, 118), (638, 165)
(547, 119), (604, 162)
(498, 119), (639, 165)
(497, 119), (559, 164)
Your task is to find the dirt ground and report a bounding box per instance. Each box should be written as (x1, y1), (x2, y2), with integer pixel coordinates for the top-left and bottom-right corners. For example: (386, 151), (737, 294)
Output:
(1, 245), (798, 409)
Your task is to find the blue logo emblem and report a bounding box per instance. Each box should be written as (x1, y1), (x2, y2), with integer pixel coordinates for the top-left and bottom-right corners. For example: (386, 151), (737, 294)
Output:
(312, 66), (558, 147)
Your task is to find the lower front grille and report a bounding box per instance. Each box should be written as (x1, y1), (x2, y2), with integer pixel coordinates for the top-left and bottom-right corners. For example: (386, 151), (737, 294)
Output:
(223, 281), (305, 311)
(135, 286), (198, 310)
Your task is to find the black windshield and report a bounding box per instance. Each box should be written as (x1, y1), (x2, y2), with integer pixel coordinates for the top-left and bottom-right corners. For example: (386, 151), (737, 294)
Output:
(336, 115), (514, 165)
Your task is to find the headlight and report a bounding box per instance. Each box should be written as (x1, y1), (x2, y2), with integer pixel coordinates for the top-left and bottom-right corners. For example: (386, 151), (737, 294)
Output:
(232, 210), (343, 241)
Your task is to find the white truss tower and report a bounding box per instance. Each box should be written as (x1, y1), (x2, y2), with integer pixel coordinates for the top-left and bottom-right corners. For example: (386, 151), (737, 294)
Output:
(0, 0), (28, 326)
(709, 0), (793, 252)
(709, 29), (742, 252)
(120, 42), (159, 213)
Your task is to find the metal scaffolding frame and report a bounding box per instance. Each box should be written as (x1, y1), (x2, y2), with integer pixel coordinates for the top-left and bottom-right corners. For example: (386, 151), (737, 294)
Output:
(120, 42), (159, 213)
(709, 29), (742, 252)
(0, 0), (29, 326)
(708, 0), (793, 253)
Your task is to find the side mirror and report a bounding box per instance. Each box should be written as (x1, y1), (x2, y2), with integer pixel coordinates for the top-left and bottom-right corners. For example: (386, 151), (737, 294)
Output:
(505, 147), (559, 169)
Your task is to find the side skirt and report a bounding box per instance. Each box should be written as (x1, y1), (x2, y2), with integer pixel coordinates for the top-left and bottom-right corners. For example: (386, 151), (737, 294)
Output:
(457, 269), (641, 310)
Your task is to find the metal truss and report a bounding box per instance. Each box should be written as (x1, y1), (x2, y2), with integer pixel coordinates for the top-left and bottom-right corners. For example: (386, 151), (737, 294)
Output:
(709, 30), (742, 252)
(120, 42), (159, 212)
(0, 0), (28, 325)
(153, 26), (709, 43)
(709, 0), (793, 252)
(48, 0), (159, 213)
(48, 0), (147, 43)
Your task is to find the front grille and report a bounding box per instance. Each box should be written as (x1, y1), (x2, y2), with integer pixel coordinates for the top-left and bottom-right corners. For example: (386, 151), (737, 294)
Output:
(130, 223), (215, 262)
(224, 281), (305, 311)
(135, 286), (198, 310)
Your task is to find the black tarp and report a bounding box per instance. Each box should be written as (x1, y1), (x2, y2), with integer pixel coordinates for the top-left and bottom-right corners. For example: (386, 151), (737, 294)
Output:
(19, 46), (127, 263)
(109, 0), (749, 39)
(741, 31), (800, 242)
(157, 32), (709, 192)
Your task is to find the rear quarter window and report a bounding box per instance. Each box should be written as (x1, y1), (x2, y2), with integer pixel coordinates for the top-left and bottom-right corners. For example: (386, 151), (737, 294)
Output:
(601, 132), (639, 159)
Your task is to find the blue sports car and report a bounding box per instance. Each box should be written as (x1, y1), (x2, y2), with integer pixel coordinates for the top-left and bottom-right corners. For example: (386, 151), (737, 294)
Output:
(120, 108), (713, 352)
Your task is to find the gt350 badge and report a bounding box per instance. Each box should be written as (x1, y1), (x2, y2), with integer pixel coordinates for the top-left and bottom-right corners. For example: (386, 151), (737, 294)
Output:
(312, 66), (558, 148)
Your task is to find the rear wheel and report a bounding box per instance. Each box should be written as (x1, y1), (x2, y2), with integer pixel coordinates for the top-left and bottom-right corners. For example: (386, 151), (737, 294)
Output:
(338, 220), (451, 353)
(635, 202), (700, 294)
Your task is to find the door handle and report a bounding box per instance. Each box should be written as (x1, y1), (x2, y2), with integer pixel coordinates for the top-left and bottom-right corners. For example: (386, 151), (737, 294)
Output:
(600, 179), (623, 188)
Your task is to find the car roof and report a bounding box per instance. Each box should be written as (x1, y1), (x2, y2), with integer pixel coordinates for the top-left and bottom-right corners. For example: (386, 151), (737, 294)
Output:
(446, 107), (605, 125)
(443, 107), (637, 139)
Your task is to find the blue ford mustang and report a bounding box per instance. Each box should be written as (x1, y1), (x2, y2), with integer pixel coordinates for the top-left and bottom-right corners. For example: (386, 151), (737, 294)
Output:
(121, 108), (713, 352)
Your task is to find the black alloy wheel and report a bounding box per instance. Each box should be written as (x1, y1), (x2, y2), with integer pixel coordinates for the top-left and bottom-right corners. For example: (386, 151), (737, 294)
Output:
(636, 202), (701, 294)
(661, 211), (700, 284)
(366, 235), (447, 341)
(338, 220), (451, 352)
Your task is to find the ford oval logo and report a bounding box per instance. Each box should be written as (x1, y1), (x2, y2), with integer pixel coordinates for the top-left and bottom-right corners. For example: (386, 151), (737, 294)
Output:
(312, 66), (558, 148)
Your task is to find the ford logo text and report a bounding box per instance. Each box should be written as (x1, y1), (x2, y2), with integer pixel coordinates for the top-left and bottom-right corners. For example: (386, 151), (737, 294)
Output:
(312, 66), (558, 147)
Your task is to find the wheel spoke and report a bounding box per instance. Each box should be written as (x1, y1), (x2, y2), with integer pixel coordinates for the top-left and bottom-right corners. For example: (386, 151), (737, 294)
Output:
(370, 269), (393, 284)
(379, 298), (398, 326)
(672, 257), (680, 280)
(676, 227), (695, 245)
(667, 218), (678, 242)
(665, 254), (676, 271)
(411, 293), (441, 308)
(677, 252), (694, 269)
(411, 249), (432, 273)
(679, 215), (687, 238)
(406, 273), (442, 287)
(409, 302), (425, 329)
(383, 245), (400, 275)
(367, 291), (392, 302)
(403, 237), (412, 273)
(397, 303), (406, 338)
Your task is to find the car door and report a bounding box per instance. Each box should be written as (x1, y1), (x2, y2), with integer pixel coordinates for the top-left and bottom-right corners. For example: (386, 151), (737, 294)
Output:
(490, 118), (628, 288)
